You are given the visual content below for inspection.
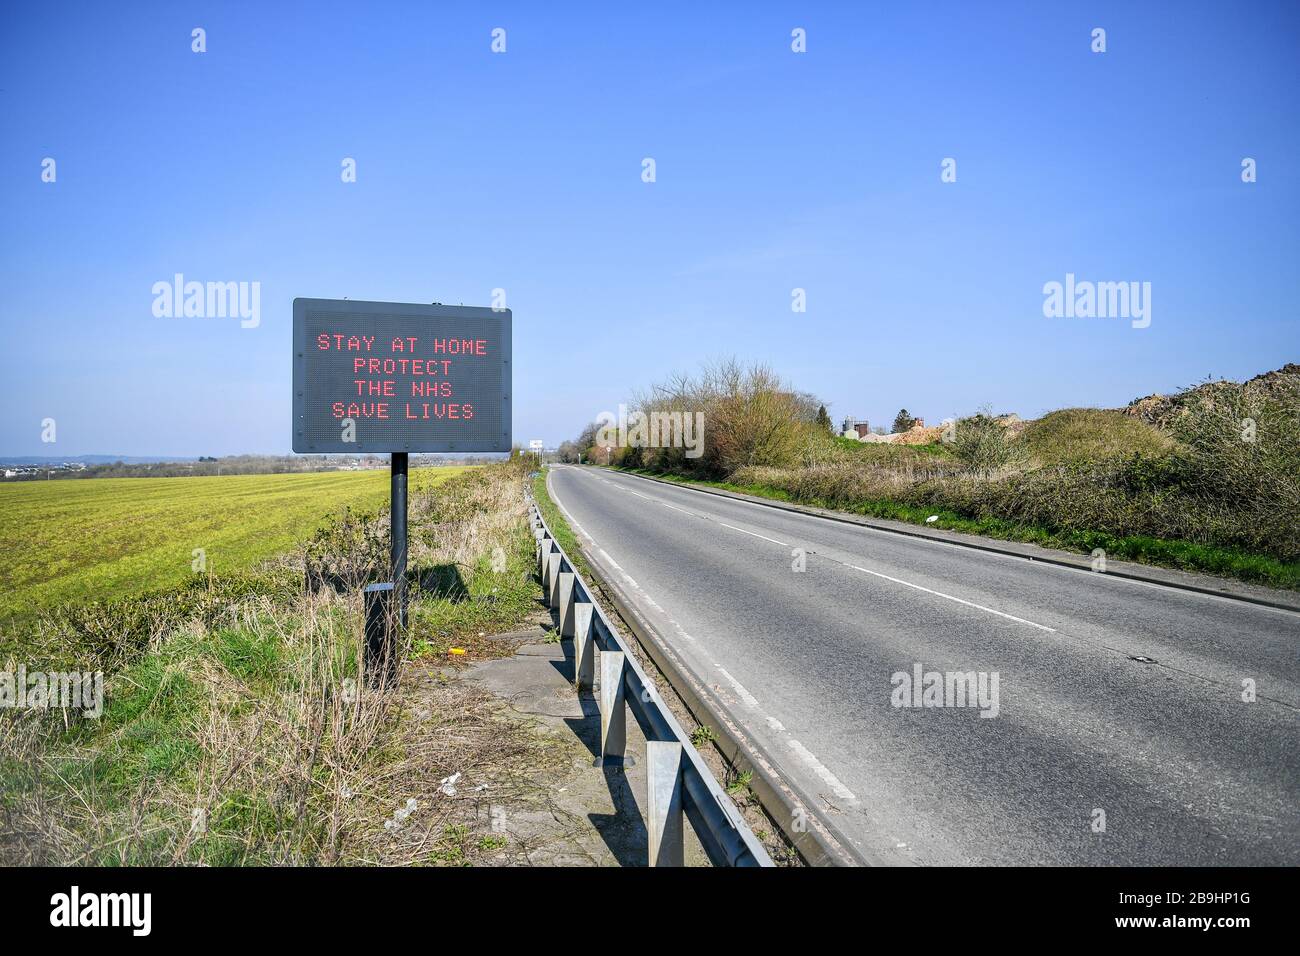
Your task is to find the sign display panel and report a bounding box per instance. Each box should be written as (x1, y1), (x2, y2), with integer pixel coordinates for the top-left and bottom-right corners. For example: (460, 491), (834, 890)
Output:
(292, 298), (512, 453)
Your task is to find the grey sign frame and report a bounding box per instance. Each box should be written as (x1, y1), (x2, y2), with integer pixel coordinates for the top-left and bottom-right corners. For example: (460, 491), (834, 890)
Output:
(292, 297), (512, 453)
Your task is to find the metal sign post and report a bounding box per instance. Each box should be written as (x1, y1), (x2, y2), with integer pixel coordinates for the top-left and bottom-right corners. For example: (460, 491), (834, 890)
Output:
(391, 451), (408, 626)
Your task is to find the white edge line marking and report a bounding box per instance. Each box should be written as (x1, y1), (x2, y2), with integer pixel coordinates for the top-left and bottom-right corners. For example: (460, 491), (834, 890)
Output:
(848, 564), (1056, 632)
(589, 471), (1043, 627)
(787, 738), (857, 801)
(716, 667), (761, 710)
(548, 479), (594, 543)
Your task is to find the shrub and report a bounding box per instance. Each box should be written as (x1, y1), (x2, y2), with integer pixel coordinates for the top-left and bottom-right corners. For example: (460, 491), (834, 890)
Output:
(950, 414), (1025, 473)
(618, 359), (825, 479)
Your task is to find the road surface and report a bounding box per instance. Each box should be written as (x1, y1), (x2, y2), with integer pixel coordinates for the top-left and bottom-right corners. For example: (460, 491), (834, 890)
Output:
(547, 465), (1299, 865)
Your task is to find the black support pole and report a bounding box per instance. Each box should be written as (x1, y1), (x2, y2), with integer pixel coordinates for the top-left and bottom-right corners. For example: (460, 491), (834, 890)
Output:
(391, 452), (408, 627)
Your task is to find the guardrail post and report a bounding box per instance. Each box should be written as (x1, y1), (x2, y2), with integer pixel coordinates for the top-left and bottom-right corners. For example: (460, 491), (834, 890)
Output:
(573, 601), (595, 691)
(547, 553), (563, 609)
(646, 741), (685, 866)
(597, 650), (626, 764)
(540, 540), (556, 594)
(536, 534), (552, 579)
(558, 571), (576, 636)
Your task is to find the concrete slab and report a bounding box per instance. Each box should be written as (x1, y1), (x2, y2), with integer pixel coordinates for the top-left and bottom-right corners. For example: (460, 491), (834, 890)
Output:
(459, 605), (710, 867)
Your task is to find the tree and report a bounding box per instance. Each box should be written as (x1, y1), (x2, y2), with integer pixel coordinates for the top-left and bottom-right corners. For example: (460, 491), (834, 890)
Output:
(815, 405), (833, 432)
(892, 409), (917, 433)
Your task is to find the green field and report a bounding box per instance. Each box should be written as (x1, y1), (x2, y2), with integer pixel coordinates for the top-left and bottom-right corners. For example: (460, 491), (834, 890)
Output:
(0, 468), (470, 624)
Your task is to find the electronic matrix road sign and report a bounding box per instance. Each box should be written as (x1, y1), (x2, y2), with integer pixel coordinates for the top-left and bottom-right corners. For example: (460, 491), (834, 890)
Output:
(292, 298), (511, 453)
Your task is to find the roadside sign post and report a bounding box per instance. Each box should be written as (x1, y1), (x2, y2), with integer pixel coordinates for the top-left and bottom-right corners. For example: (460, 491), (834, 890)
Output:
(293, 298), (512, 682)
(391, 451), (408, 626)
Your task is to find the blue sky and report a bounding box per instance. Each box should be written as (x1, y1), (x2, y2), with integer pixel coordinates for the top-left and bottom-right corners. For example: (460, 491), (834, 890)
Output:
(1, 0), (1296, 455)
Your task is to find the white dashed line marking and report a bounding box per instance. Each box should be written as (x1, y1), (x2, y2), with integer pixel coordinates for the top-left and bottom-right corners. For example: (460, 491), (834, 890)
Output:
(847, 564), (1056, 632)
(718, 522), (789, 547)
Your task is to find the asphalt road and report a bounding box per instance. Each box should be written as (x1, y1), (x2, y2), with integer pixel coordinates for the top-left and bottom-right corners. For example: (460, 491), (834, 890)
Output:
(547, 465), (1300, 866)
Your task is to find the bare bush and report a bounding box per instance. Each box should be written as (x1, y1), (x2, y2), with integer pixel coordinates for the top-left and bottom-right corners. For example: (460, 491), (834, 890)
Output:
(609, 358), (831, 478)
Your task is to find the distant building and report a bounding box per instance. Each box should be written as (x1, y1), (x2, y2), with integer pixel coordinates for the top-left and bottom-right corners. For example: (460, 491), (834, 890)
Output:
(841, 417), (871, 439)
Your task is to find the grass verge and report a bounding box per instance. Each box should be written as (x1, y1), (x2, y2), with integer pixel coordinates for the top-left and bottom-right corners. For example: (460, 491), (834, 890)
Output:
(0, 459), (567, 865)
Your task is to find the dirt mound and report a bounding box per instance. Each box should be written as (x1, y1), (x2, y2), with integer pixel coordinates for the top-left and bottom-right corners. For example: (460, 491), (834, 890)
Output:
(892, 424), (944, 445)
(1124, 363), (1299, 430)
(1123, 361), (1294, 429)
(994, 413), (1028, 438)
